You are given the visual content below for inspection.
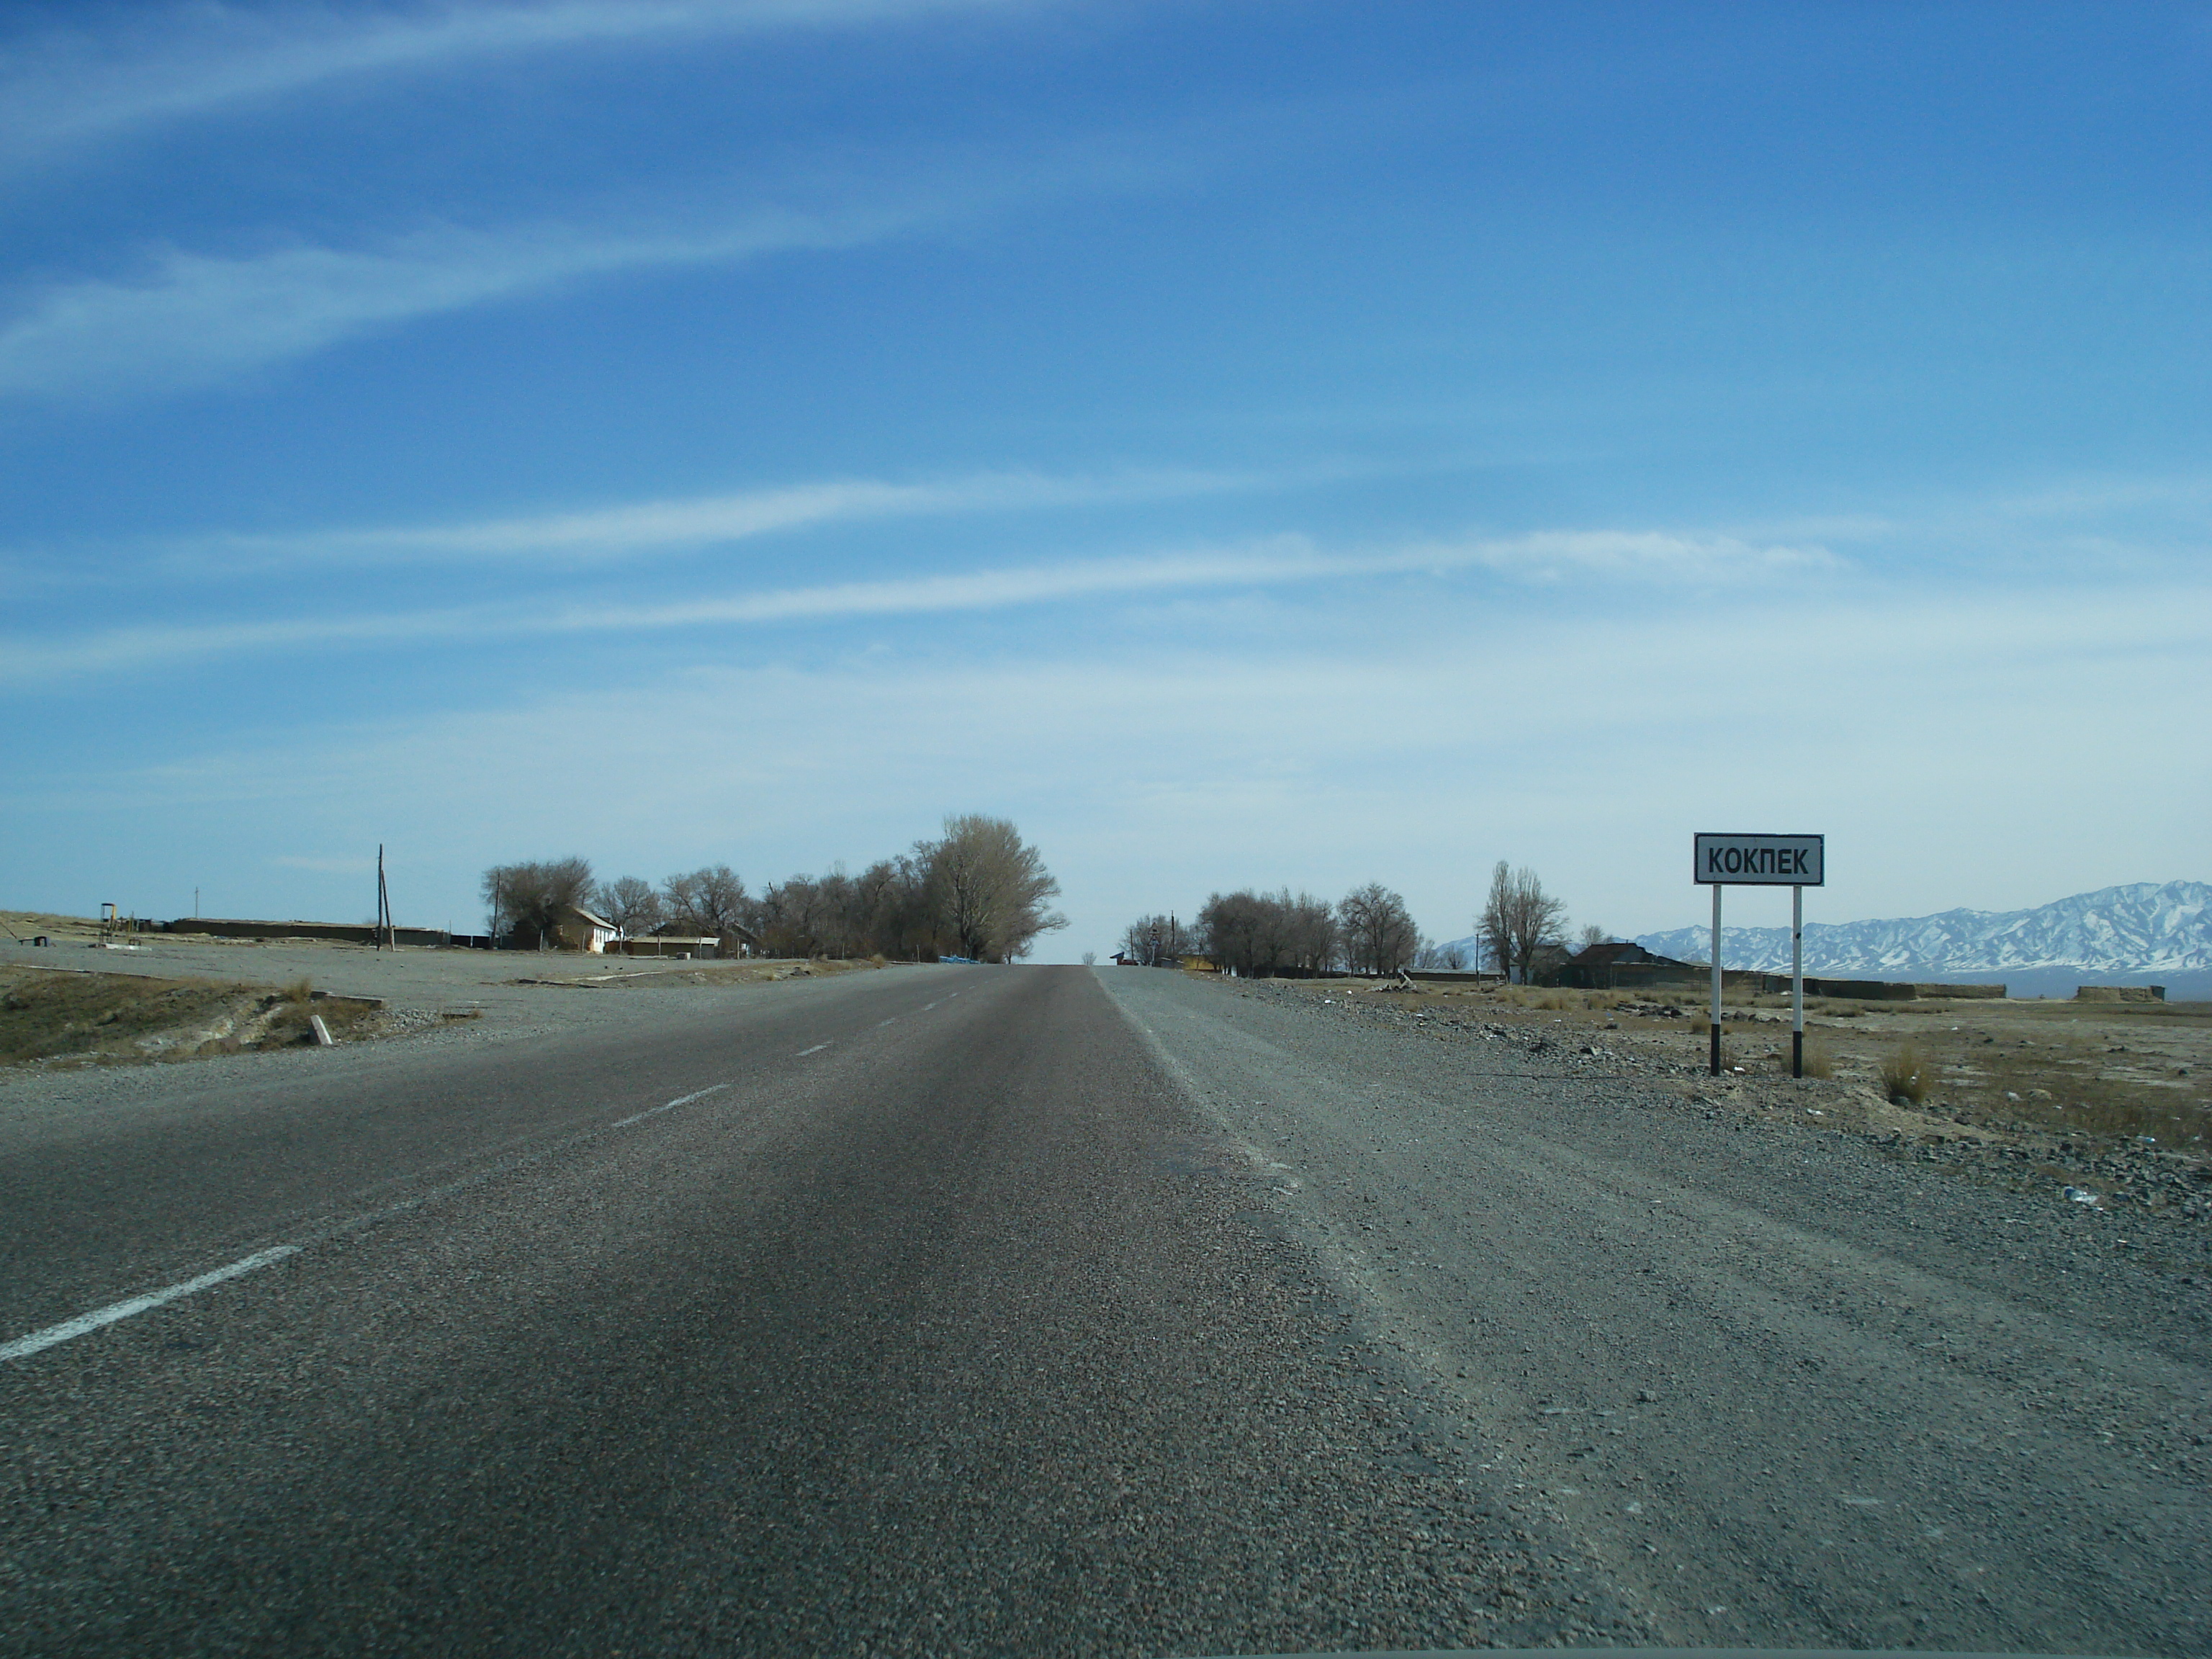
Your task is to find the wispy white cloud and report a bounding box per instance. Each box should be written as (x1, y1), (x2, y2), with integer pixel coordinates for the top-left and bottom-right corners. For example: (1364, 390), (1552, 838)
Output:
(1447, 529), (1837, 581)
(172, 467), (1269, 570)
(2, 525), (1839, 683)
(0, 0), (1035, 168)
(1996, 473), (2212, 518)
(23, 575), (2206, 948)
(0, 202), (930, 399)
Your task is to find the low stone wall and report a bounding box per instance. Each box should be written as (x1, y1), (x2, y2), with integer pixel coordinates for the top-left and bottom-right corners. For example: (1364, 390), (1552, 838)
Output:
(2074, 984), (2165, 1003)
(1804, 978), (2005, 1001)
(163, 917), (449, 948)
(607, 938), (720, 958)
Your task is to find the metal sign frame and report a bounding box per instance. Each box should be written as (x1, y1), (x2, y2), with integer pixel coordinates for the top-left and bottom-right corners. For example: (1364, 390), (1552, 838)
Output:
(1694, 832), (1825, 1079)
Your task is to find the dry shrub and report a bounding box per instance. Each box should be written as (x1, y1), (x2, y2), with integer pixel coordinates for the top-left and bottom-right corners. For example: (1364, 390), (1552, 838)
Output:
(0, 969), (248, 1066)
(1881, 1043), (1932, 1104)
(1799, 1039), (1835, 1079)
(1970, 1046), (2211, 1146)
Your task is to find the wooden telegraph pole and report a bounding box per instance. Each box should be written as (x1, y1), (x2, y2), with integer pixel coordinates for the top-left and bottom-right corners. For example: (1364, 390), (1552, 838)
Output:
(376, 845), (395, 950)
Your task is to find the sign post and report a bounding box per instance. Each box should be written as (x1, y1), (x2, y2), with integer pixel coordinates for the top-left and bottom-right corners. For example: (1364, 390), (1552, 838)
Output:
(1694, 833), (1825, 1079)
(1791, 882), (1804, 1079)
(1709, 882), (1723, 1076)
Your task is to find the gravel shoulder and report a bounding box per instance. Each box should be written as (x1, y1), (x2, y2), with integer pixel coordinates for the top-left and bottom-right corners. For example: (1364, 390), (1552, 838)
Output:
(1100, 965), (2212, 1656)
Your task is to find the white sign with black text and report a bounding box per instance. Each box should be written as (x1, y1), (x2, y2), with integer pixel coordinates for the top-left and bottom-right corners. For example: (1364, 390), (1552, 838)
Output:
(1694, 832), (1823, 887)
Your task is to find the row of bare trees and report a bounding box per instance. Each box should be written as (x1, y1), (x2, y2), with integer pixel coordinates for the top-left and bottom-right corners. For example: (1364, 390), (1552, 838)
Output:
(1122, 884), (1421, 978)
(1123, 863), (1586, 981)
(482, 815), (1066, 962)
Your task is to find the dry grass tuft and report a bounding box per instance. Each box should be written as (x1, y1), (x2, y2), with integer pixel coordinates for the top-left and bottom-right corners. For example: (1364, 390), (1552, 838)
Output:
(1799, 1038), (1835, 1079)
(1880, 1043), (1933, 1104)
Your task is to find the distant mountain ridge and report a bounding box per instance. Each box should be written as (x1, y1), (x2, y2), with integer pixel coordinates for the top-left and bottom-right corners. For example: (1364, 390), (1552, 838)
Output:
(1632, 881), (2211, 978)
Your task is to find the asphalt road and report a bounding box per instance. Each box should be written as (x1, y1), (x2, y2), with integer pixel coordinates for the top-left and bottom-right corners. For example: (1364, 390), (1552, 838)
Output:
(2, 963), (2203, 1655)
(0, 965), (1573, 1657)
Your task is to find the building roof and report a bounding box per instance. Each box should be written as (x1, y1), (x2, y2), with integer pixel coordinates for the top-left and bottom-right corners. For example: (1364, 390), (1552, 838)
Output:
(1566, 940), (1696, 969)
(559, 904), (616, 930)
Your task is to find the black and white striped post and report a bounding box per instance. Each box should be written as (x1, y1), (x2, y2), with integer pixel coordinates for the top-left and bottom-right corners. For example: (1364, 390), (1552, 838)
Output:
(1694, 834), (1825, 1079)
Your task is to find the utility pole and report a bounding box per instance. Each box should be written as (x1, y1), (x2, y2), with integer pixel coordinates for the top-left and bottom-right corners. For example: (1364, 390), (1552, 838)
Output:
(376, 845), (395, 951)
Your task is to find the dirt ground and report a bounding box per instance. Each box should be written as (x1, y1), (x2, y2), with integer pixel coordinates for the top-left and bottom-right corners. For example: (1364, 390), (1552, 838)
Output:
(0, 968), (387, 1067)
(0, 910), (879, 1071)
(1233, 972), (2212, 1233)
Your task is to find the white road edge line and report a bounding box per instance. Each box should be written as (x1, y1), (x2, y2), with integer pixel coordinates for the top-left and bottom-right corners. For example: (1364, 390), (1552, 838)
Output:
(796, 1043), (829, 1056)
(609, 1081), (729, 1129)
(1, 1246), (302, 1363)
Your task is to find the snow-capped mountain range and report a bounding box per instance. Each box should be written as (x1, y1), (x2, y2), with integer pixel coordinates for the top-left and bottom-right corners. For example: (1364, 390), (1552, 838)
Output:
(1632, 881), (2210, 978)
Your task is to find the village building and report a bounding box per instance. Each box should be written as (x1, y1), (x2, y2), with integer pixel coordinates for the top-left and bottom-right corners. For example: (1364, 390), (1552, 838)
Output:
(1549, 940), (1707, 991)
(553, 904), (621, 954)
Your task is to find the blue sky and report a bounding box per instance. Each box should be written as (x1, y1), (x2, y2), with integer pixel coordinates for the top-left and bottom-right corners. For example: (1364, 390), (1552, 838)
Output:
(3, 0), (2207, 958)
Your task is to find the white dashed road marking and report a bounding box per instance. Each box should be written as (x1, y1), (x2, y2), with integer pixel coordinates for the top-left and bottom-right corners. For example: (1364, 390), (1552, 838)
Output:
(797, 1043), (829, 1056)
(611, 1082), (729, 1129)
(1, 1246), (302, 1363)
(5, 1077), (741, 1364)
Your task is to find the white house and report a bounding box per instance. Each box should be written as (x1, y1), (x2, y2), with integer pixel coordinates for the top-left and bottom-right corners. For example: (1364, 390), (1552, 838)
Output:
(554, 904), (621, 954)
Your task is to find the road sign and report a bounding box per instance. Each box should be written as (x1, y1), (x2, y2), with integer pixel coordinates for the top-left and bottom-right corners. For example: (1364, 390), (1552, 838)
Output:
(1694, 832), (1823, 886)
(1694, 832), (1825, 1080)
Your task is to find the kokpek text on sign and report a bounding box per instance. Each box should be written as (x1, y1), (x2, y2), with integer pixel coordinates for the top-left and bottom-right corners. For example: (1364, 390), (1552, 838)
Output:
(1694, 834), (1825, 886)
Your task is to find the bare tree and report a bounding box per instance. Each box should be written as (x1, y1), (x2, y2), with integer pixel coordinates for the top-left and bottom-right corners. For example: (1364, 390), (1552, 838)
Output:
(1505, 866), (1568, 986)
(662, 865), (748, 938)
(482, 857), (593, 950)
(1121, 912), (1179, 964)
(1413, 935), (1472, 970)
(860, 855), (937, 960)
(1197, 891), (1264, 975)
(1283, 890), (1338, 975)
(591, 876), (662, 937)
(1337, 882), (1419, 976)
(1577, 922), (1609, 952)
(1478, 860), (1514, 980)
(923, 815), (1066, 961)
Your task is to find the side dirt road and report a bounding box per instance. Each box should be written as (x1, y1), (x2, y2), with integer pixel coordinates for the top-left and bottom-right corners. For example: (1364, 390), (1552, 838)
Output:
(0, 933), (877, 1074)
(1100, 966), (2212, 1657)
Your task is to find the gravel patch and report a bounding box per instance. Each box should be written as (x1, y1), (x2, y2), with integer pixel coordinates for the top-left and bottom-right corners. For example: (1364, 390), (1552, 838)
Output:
(1101, 966), (2212, 1655)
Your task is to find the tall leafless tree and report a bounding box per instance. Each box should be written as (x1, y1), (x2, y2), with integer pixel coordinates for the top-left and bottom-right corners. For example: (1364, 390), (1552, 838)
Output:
(1337, 882), (1420, 976)
(1503, 865), (1568, 986)
(923, 815), (1065, 961)
(1478, 859), (1514, 980)
(481, 857), (593, 949)
(662, 865), (748, 938)
(590, 876), (662, 936)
